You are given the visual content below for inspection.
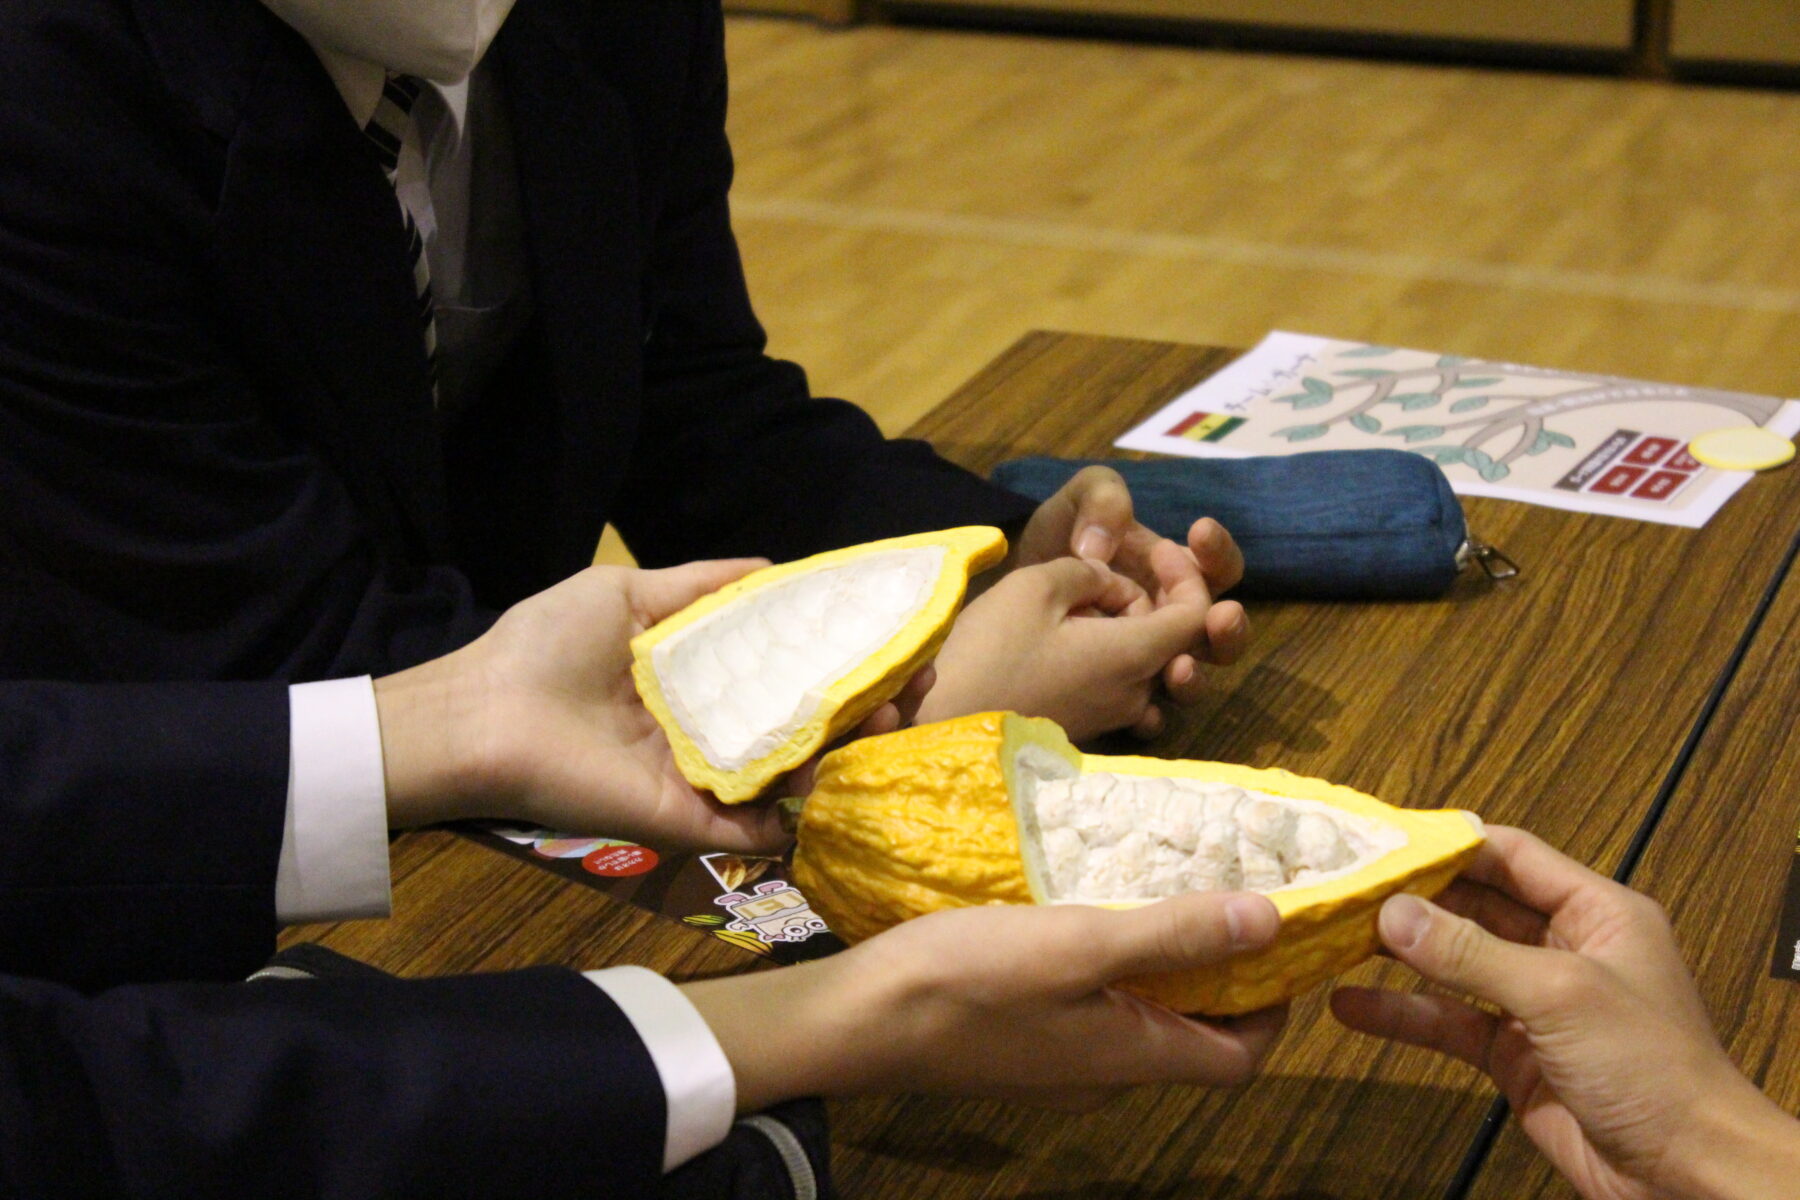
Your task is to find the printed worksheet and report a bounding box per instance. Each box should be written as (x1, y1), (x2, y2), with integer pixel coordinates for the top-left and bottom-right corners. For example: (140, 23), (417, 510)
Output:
(466, 824), (841, 964)
(1115, 331), (1800, 527)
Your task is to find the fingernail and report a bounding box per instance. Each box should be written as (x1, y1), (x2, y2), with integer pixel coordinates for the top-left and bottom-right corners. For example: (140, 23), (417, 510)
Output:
(1380, 893), (1431, 951)
(1075, 526), (1116, 561)
(1224, 894), (1277, 948)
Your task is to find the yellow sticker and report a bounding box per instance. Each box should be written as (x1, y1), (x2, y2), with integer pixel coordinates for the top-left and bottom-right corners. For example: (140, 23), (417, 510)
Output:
(1689, 427), (1796, 472)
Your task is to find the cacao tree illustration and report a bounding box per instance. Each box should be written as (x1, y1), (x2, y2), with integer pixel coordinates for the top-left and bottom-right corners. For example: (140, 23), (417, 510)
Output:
(1272, 349), (1781, 482)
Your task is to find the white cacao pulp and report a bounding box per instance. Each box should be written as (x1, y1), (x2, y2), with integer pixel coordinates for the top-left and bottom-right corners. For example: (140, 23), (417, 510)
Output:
(651, 547), (947, 771)
(1017, 757), (1408, 903)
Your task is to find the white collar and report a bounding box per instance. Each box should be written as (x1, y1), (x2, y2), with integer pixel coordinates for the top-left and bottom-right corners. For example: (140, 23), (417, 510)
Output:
(311, 46), (472, 135)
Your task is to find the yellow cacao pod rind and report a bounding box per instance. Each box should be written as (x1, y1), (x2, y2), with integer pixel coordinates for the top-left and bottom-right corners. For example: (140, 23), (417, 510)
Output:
(632, 527), (1006, 803)
(795, 712), (1484, 1015)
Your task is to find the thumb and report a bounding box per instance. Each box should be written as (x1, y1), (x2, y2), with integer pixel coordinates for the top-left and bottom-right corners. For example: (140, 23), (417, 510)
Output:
(632, 558), (770, 624)
(1064, 465), (1135, 562)
(1095, 891), (1280, 982)
(1378, 892), (1550, 1018)
(695, 800), (794, 858)
(1032, 556), (1122, 612)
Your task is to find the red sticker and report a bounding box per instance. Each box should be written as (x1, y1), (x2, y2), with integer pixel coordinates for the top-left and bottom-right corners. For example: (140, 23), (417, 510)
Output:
(1666, 447), (1702, 472)
(582, 845), (659, 877)
(1590, 465), (1646, 495)
(1632, 470), (1688, 501)
(1624, 436), (1678, 467)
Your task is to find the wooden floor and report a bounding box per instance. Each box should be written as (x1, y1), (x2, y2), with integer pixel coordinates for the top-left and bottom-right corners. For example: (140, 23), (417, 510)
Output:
(593, 16), (1800, 564)
(722, 15), (1800, 431)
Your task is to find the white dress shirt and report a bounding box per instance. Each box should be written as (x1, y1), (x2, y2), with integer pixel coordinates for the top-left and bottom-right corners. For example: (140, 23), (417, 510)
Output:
(268, 37), (736, 1171)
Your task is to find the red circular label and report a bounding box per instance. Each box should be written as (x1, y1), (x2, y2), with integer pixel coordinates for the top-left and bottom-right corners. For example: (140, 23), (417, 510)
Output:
(581, 845), (659, 877)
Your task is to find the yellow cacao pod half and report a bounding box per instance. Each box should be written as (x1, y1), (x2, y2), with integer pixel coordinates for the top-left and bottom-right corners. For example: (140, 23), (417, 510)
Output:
(631, 527), (1008, 803)
(792, 711), (1484, 1014)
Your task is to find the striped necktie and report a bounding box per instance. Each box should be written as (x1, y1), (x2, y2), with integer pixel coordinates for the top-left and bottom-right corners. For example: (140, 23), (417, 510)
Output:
(362, 74), (439, 394)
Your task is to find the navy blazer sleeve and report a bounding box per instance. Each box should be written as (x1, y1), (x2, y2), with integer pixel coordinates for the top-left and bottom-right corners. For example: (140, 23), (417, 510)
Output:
(2, 968), (669, 1199)
(0, 681), (672, 1196)
(0, 680), (290, 990)
(611, 6), (1036, 568)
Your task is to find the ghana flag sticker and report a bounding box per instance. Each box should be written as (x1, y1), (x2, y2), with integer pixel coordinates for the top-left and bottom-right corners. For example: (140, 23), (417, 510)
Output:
(1166, 411), (1247, 443)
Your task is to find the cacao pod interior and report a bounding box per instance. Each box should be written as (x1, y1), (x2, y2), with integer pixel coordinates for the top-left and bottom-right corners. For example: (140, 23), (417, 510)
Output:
(631, 527), (1007, 803)
(796, 712), (1486, 1014)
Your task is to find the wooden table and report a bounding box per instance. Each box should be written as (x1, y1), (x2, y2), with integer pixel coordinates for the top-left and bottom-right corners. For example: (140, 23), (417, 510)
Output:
(1470, 493), (1800, 1198)
(287, 332), (1800, 1198)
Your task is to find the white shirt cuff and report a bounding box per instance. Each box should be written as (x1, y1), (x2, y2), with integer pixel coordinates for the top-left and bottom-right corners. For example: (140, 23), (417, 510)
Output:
(583, 966), (737, 1172)
(275, 677), (393, 924)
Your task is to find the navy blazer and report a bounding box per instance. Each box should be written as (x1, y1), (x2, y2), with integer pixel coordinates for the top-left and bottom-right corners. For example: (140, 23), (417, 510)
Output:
(0, 0), (1033, 685)
(0, 681), (672, 1197)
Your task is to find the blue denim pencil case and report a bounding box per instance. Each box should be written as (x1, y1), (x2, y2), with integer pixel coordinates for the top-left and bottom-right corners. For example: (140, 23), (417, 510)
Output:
(991, 449), (1513, 601)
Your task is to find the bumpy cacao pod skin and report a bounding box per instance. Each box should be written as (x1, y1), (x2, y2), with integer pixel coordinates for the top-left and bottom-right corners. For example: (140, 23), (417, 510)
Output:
(793, 713), (1034, 943)
(793, 712), (1484, 1016)
(631, 527), (1006, 803)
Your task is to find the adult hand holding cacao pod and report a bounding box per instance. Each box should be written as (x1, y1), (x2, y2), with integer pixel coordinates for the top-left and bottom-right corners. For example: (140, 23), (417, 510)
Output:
(681, 888), (1287, 1115)
(1334, 826), (1800, 1200)
(374, 559), (932, 853)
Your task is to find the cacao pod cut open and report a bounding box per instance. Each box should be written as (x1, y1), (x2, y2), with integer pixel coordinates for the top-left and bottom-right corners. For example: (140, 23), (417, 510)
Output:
(792, 711), (1484, 1014)
(632, 527), (1008, 803)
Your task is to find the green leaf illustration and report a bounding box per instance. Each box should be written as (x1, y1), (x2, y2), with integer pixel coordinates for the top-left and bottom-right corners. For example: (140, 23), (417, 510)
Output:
(1273, 393), (1312, 406)
(1544, 430), (1577, 449)
(1416, 446), (1468, 465)
(1301, 376), (1335, 398)
(1391, 392), (1440, 411)
(1388, 425), (1446, 443)
(1341, 345), (1396, 357)
(1350, 413), (1381, 433)
(1526, 430), (1555, 455)
(1449, 396), (1490, 413)
(1292, 392), (1334, 410)
(1277, 423), (1330, 441)
(1466, 449), (1509, 481)
(1450, 377), (1503, 389)
(1336, 368), (1393, 379)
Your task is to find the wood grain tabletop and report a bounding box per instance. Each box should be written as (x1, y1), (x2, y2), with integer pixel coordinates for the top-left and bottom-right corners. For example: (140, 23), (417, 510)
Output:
(1466, 518), (1800, 1199)
(286, 331), (1800, 1199)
